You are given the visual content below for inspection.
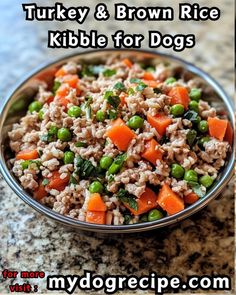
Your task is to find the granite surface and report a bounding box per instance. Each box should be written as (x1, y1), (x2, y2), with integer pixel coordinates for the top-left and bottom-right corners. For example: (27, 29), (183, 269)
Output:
(0, 0), (234, 294)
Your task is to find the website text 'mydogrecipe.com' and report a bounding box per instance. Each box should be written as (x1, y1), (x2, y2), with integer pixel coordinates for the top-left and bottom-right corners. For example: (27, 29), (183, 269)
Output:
(47, 271), (231, 294)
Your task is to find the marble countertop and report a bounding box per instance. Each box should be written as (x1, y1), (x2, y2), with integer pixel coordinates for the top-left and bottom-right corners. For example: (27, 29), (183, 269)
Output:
(0, 0), (234, 293)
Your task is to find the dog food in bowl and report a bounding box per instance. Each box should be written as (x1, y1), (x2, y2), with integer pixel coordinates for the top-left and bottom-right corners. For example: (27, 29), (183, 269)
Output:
(8, 56), (232, 225)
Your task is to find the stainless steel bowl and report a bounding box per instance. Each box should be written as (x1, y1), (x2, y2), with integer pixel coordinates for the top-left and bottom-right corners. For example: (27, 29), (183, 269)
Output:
(0, 49), (234, 233)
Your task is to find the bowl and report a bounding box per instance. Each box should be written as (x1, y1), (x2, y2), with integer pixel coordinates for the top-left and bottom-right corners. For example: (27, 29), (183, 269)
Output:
(0, 49), (234, 233)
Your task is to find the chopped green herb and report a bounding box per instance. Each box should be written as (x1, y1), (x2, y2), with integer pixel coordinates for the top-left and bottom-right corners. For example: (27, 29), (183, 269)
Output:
(117, 189), (138, 211)
(183, 110), (201, 124)
(69, 174), (78, 185)
(123, 214), (132, 225)
(114, 153), (127, 166)
(107, 95), (120, 109)
(107, 174), (114, 183)
(75, 141), (87, 148)
(136, 81), (147, 92)
(81, 65), (104, 77)
(130, 78), (141, 83)
(42, 179), (49, 186)
(41, 126), (58, 143)
(114, 82), (126, 91)
(104, 91), (120, 109)
(187, 130), (197, 147)
(52, 81), (61, 94)
(103, 69), (116, 77)
(128, 88), (135, 96)
(81, 66), (94, 77)
(75, 156), (96, 179)
(104, 91), (114, 100)
(108, 110), (118, 120)
(188, 181), (206, 198)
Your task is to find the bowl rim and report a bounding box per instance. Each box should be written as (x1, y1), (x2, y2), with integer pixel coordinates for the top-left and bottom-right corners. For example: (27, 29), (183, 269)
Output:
(0, 48), (234, 233)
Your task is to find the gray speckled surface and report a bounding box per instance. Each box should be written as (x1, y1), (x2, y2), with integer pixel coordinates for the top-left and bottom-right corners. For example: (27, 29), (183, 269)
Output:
(0, 0), (234, 293)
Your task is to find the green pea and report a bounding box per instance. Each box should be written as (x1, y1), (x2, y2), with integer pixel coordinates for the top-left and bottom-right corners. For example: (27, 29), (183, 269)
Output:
(21, 160), (31, 170)
(170, 104), (185, 117)
(198, 120), (208, 133)
(128, 115), (144, 130)
(96, 110), (106, 122)
(108, 163), (120, 175)
(100, 156), (113, 170)
(189, 101), (199, 113)
(63, 151), (75, 164)
(28, 101), (42, 113)
(57, 128), (72, 142)
(189, 88), (202, 101)
(184, 170), (198, 183)
(49, 126), (58, 136)
(67, 106), (82, 118)
(148, 209), (164, 221)
(89, 181), (104, 194)
(165, 77), (176, 85)
(199, 175), (213, 188)
(140, 214), (148, 222)
(198, 136), (210, 149)
(171, 164), (185, 179)
(38, 109), (44, 121)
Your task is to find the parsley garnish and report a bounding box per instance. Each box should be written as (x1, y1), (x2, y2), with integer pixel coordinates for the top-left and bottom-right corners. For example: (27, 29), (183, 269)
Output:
(188, 181), (206, 198)
(117, 189), (138, 211)
(130, 78), (141, 83)
(114, 82), (125, 91)
(52, 81), (61, 95)
(104, 91), (120, 109)
(103, 69), (116, 77)
(136, 81), (147, 92)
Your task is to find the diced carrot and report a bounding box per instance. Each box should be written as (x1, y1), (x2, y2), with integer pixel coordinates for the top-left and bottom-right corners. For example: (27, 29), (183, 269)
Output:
(208, 117), (228, 141)
(184, 192), (199, 204)
(33, 181), (47, 201)
(56, 85), (70, 108)
(55, 67), (66, 77)
(119, 92), (127, 105)
(47, 171), (69, 191)
(143, 72), (155, 81)
(106, 118), (136, 151)
(143, 80), (160, 88)
(63, 74), (81, 96)
(147, 113), (172, 136)
(86, 211), (106, 224)
(142, 139), (163, 165)
(63, 74), (79, 88)
(224, 121), (233, 145)
(16, 149), (38, 160)
(87, 193), (107, 212)
(56, 84), (70, 98)
(123, 58), (133, 68)
(124, 187), (158, 216)
(168, 86), (190, 110)
(157, 183), (184, 215)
